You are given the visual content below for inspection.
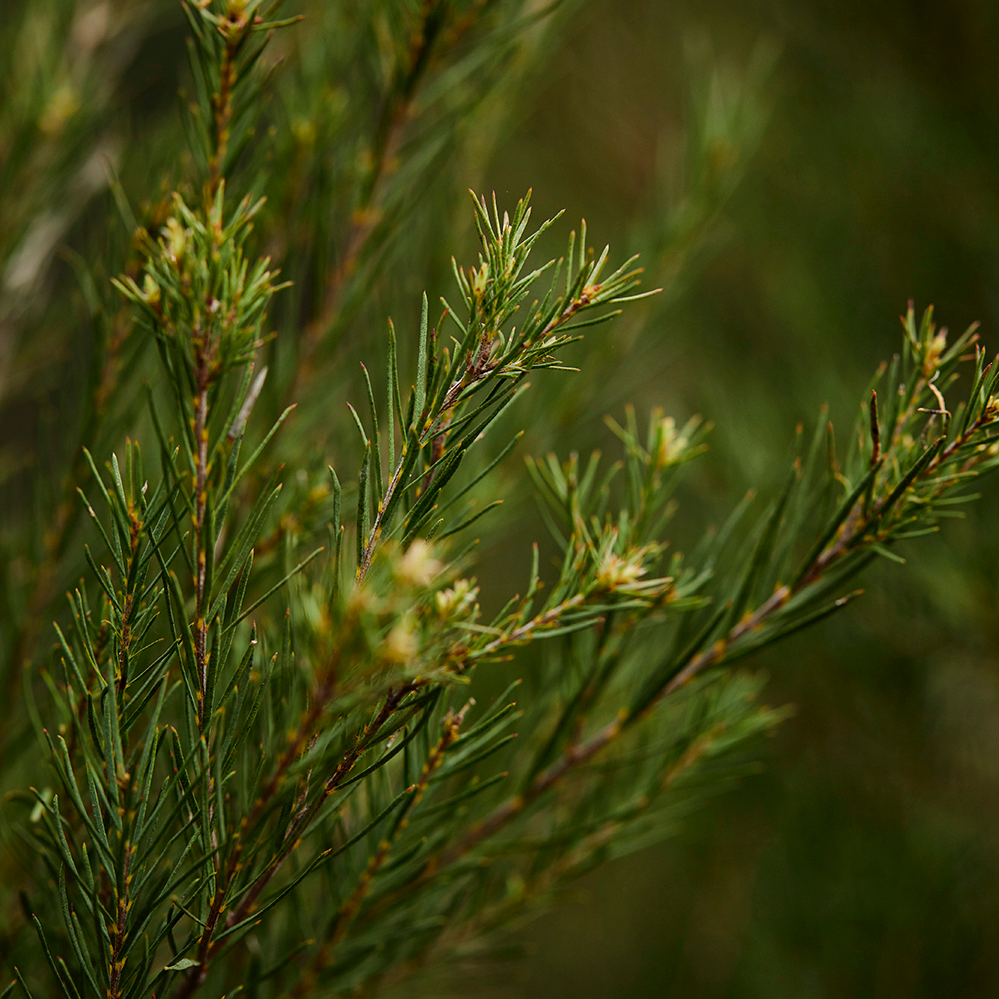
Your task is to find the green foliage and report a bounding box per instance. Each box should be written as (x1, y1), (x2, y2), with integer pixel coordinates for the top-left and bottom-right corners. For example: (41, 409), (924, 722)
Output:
(2, 2), (998, 998)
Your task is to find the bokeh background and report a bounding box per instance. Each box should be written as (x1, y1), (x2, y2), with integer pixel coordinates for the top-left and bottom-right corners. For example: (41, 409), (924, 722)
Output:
(4, 1), (999, 996)
(481, 1), (999, 996)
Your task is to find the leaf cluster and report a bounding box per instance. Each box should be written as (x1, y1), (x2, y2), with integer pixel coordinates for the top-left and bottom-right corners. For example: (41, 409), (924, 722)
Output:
(4, 6), (999, 999)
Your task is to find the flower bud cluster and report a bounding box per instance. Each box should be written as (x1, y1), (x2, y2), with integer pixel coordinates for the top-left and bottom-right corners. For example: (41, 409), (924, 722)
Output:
(653, 415), (691, 470)
(592, 538), (672, 601)
(113, 186), (280, 384)
(333, 540), (480, 689)
(596, 550), (648, 590)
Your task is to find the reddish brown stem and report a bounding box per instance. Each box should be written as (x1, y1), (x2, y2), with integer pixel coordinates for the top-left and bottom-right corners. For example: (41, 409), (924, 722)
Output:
(192, 355), (210, 726)
(206, 37), (238, 207)
(171, 679), (419, 999)
(355, 286), (599, 583)
(107, 846), (133, 999)
(377, 408), (999, 906)
(294, 708), (463, 997)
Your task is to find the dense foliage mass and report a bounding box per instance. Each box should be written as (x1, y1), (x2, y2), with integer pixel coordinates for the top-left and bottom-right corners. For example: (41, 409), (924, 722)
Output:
(1, 2), (997, 997)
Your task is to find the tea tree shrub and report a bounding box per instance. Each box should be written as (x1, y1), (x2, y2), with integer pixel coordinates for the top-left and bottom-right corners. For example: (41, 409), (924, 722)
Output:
(1, 3), (996, 997)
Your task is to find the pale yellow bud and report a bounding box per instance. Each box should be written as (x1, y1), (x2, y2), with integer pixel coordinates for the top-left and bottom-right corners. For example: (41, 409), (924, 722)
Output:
(140, 274), (161, 305)
(436, 579), (478, 618)
(597, 550), (646, 590)
(924, 330), (948, 372)
(396, 540), (442, 587)
(471, 262), (489, 300)
(162, 217), (190, 265)
(655, 416), (689, 469)
(385, 619), (418, 663)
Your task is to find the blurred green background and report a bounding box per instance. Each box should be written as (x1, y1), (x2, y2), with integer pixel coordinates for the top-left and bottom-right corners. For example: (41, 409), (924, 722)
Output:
(5, 0), (999, 995)
(479, 1), (999, 996)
